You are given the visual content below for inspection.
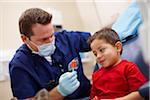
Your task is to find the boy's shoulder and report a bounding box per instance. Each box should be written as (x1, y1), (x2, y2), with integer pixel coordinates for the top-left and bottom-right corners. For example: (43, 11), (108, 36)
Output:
(92, 60), (137, 76)
(121, 60), (137, 66)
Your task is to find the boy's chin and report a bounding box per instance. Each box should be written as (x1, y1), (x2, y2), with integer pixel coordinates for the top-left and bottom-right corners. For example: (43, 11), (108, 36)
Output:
(102, 66), (109, 68)
(101, 64), (111, 68)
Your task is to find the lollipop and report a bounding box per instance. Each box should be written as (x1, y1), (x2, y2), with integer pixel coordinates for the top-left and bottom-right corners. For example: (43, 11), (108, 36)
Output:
(69, 58), (78, 71)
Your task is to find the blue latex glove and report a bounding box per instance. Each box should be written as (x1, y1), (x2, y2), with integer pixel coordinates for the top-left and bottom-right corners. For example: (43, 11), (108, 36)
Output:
(57, 71), (80, 96)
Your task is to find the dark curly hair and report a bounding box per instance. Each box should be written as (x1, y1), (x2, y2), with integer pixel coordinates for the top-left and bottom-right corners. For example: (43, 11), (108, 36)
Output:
(88, 27), (123, 54)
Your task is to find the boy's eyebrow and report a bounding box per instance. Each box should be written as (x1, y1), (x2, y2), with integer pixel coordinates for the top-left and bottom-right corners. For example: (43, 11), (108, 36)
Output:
(97, 45), (103, 49)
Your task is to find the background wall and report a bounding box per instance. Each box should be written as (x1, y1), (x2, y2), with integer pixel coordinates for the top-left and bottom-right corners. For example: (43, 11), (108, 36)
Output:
(0, 0), (84, 51)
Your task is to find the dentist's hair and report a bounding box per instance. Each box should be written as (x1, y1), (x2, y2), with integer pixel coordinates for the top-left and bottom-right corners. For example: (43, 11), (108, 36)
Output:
(19, 8), (52, 38)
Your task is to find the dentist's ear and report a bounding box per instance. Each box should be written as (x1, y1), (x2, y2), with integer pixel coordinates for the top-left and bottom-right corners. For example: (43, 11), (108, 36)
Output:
(21, 34), (28, 43)
(115, 41), (123, 54)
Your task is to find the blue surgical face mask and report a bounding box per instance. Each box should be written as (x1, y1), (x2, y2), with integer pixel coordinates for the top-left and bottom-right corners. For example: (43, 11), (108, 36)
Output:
(30, 38), (56, 57)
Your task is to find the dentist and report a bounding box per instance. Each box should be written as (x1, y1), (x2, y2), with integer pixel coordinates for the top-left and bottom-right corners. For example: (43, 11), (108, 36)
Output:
(9, 8), (91, 100)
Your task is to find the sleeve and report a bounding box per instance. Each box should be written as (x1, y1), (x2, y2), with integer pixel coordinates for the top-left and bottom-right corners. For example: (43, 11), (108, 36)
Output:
(125, 63), (147, 92)
(63, 30), (91, 52)
(138, 81), (149, 99)
(10, 66), (37, 99)
(76, 31), (91, 52)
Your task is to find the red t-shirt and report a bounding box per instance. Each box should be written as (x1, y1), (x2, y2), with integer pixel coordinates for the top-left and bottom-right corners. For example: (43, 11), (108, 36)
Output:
(90, 60), (146, 99)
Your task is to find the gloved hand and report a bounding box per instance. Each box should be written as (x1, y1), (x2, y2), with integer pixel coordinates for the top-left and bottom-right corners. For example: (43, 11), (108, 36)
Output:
(57, 71), (80, 96)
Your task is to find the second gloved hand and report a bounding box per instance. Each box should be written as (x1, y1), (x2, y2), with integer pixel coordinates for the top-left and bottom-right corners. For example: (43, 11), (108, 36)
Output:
(57, 71), (80, 96)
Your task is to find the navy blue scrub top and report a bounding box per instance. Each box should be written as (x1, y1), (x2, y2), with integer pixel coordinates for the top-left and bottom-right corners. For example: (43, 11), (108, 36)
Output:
(9, 30), (91, 99)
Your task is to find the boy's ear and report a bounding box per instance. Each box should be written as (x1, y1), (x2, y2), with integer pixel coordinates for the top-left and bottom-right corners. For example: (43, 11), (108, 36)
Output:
(115, 41), (122, 54)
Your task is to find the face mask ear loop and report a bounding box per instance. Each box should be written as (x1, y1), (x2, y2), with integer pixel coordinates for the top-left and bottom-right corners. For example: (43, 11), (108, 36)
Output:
(26, 38), (40, 54)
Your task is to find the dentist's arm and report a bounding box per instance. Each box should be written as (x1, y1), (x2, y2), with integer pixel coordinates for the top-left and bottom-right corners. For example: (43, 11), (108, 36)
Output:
(28, 71), (79, 100)
(33, 88), (64, 100)
(34, 71), (80, 100)
(48, 87), (64, 100)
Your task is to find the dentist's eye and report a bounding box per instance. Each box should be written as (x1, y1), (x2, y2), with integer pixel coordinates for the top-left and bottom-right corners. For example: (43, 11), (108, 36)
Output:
(42, 37), (50, 42)
(50, 34), (54, 38)
(43, 38), (48, 41)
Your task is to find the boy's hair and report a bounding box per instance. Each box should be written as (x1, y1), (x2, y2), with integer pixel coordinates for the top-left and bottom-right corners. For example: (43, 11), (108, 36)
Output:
(19, 8), (52, 38)
(88, 27), (123, 54)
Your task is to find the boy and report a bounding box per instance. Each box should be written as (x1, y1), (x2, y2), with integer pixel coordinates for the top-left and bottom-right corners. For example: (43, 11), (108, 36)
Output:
(88, 27), (146, 99)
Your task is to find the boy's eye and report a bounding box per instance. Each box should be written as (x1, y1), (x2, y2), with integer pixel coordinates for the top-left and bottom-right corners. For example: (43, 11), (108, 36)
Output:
(99, 48), (105, 53)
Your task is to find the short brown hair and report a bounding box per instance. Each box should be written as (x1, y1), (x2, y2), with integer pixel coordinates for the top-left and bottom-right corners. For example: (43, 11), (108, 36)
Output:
(19, 8), (52, 38)
(88, 27), (123, 54)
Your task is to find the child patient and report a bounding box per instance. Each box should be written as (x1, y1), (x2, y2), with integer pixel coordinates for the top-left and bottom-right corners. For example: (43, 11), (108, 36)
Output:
(88, 27), (146, 100)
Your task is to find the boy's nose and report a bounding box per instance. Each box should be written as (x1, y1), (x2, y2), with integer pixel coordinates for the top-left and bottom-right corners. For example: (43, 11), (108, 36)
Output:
(97, 53), (103, 59)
